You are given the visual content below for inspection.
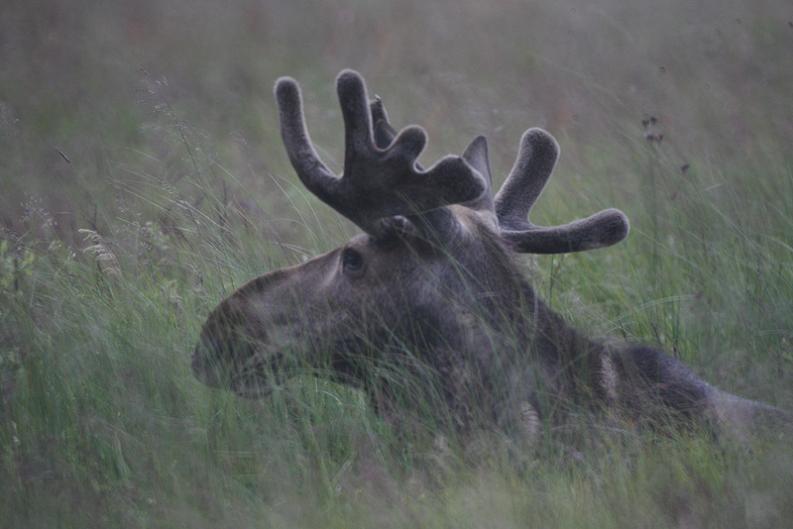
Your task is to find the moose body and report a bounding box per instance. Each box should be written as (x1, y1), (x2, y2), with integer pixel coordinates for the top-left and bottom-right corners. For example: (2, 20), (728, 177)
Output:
(192, 70), (787, 440)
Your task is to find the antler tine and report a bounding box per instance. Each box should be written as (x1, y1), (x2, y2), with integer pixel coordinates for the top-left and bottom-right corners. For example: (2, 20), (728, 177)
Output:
(371, 98), (493, 214)
(371, 97), (428, 164)
(495, 128), (629, 254)
(275, 70), (487, 236)
(495, 128), (558, 227)
(336, 71), (378, 166)
(274, 76), (338, 205)
(370, 96), (398, 150)
(500, 209), (629, 254)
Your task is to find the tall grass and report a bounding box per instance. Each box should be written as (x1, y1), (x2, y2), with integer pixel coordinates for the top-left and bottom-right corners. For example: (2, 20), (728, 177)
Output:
(2, 0), (792, 527)
(2, 112), (792, 527)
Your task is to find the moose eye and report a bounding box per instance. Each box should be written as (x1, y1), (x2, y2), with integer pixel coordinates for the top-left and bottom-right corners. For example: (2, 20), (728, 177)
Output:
(341, 248), (364, 276)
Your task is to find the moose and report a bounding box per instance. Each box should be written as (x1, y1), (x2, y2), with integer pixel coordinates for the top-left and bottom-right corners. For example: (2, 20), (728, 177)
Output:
(192, 70), (788, 441)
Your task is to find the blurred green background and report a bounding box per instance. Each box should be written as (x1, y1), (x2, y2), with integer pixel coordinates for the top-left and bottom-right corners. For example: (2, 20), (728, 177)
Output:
(1, 1), (792, 527)
(3, 0), (792, 235)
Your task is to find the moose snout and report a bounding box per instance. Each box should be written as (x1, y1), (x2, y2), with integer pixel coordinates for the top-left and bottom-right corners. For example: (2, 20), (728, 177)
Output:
(191, 337), (228, 388)
(191, 321), (284, 398)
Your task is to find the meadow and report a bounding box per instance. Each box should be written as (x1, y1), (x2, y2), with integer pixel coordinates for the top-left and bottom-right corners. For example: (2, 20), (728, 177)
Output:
(1, 0), (792, 527)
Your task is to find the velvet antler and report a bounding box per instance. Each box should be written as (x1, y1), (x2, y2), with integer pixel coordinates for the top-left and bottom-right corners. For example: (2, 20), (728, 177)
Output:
(493, 129), (629, 254)
(275, 70), (486, 236)
(370, 99), (628, 253)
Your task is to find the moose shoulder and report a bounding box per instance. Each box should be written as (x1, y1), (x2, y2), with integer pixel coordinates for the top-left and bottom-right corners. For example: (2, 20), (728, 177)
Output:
(191, 70), (789, 440)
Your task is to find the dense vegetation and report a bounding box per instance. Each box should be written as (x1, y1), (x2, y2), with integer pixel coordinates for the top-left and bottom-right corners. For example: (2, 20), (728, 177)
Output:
(1, 1), (792, 527)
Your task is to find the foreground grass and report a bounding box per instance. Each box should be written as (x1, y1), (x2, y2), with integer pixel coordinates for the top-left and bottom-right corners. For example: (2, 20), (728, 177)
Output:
(2, 1), (792, 526)
(1, 130), (792, 528)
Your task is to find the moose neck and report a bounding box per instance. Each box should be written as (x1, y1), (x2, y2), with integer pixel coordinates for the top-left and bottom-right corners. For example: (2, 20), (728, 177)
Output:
(349, 219), (604, 428)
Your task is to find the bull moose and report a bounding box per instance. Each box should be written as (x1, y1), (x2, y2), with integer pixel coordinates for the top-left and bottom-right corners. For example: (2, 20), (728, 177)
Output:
(191, 70), (788, 441)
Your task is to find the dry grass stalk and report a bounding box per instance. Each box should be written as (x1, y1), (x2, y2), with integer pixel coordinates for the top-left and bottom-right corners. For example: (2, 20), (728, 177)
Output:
(78, 228), (122, 279)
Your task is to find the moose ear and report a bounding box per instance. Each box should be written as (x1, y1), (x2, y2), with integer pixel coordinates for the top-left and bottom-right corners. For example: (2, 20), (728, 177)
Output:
(461, 136), (494, 212)
(462, 136), (492, 187)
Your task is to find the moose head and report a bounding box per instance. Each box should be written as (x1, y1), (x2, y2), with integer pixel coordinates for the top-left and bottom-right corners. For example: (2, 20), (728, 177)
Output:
(192, 70), (787, 436)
